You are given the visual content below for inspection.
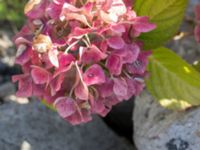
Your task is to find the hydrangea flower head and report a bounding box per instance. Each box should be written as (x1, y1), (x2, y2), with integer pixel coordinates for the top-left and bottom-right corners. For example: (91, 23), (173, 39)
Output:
(12, 0), (156, 125)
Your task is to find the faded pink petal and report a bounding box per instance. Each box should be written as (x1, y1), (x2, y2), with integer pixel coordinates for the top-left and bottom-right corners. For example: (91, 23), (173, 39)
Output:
(132, 16), (157, 33)
(66, 108), (92, 125)
(126, 51), (151, 75)
(15, 45), (32, 65)
(83, 64), (106, 86)
(107, 36), (125, 49)
(48, 49), (59, 67)
(106, 54), (123, 75)
(81, 45), (107, 64)
(31, 66), (51, 84)
(54, 97), (76, 118)
(96, 79), (114, 98)
(74, 80), (89, 100)
(113, 78), (128, 101)
(110, 24), (126, 35)
(50, 74), (65, 96)
(12, 74), (33, 97)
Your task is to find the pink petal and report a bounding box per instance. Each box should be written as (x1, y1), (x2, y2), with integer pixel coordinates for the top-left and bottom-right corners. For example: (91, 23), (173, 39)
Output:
(66, 109), (92, 125)
(106, 54), (123, 75)
(113, 78), (128, 101)
(132, 16), (156, 33)
(15, 46), (32, 65)
(83, 64), (106, 86)
(107, 36), (125, 49)
(81, 45), (107, 64)
(50, 74), (65, 96)
(110, 24), (126, 34)
(126, 51), (151, 75)
(96, 79), (114, 98)
(48, 49), (59, 68)
(31, 66), (51, 84)
(54, 97), (76, 118)
(15, 76), (33, 97)
(74, 80), (89, 100)
(58, 53), (75, 68)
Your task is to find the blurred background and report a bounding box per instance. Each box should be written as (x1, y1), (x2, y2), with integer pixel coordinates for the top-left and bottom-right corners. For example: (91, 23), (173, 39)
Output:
(0, 0), (200, 150)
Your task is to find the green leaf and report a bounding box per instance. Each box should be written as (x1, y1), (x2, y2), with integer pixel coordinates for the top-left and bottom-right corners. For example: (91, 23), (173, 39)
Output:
(134, 0), (188, 49)
(146, 47), (200, 110)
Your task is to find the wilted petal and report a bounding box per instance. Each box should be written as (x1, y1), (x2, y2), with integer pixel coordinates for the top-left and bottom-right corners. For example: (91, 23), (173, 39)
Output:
(54, 97), (76, 118)
(83, 64), (106, 86)
(33, 34), (52, 53)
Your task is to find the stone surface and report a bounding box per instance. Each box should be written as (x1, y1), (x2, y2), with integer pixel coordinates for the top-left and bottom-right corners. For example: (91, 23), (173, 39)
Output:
(134, 91), (200, 150)
(0, 97), (133, 150)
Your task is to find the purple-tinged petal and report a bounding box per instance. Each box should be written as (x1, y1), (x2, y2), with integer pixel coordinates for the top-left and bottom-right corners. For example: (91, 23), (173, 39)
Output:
(107, 36), (125, 49)
(13, 75), (33, 97)
(110, 24), (126, 35)
(54, 97), (76, 118)
(74, 81), (89, 100)
(81, 45), (107, 64)
(106, 54), (123, 75)
(15, 45), (32, 65)
(113, 78), (128, 101)
(96, 79), (114, 98)
(132, 16), (156, 33)
(83, 64), (106, 86)
(126, 51), (151, 75)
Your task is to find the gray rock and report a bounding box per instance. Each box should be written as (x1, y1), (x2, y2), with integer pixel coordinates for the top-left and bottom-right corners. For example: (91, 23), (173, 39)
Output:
(0, 97), (133, 150)
(133, 91), (200, 150)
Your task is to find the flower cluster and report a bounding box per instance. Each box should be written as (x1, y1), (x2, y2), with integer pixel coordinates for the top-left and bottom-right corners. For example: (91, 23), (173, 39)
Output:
(195, 3), (200, 42)
(12, 0), (156, 125)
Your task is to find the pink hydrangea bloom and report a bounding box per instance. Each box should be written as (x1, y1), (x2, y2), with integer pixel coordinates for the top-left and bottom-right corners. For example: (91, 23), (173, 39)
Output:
(12, 0), (156, 125)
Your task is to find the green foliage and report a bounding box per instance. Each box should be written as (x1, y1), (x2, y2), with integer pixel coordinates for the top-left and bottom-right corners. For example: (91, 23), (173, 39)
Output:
(134, 0), (188, 49)
(146, 47), (200, 110)
(0, 0), (26, 27)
